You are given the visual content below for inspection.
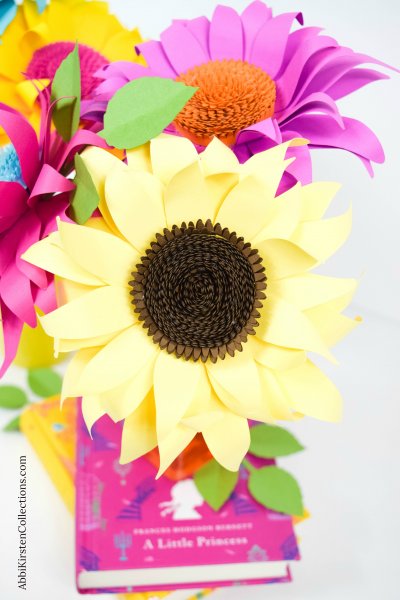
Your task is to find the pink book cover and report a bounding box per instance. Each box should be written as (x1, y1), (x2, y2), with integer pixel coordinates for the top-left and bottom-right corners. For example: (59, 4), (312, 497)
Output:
(76, 408), (299, 595)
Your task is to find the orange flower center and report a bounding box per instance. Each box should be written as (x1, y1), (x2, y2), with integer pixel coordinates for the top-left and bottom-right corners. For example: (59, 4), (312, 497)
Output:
(174, 59), (276, 147)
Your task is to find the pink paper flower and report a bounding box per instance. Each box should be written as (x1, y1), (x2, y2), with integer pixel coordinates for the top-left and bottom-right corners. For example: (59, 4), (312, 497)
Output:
(89, 1), (395, 186)
(0, 92), (105, 376)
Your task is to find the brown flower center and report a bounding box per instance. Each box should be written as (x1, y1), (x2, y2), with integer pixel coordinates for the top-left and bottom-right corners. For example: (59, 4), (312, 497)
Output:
(174, 59), (276, 147)
(129, 219), (267, 362)
(26, 42), (108, 100)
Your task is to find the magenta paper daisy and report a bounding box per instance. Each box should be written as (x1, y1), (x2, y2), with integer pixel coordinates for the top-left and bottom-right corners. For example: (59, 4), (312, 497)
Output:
(0, 93), (105, 376)
(91, 0), (395, 186)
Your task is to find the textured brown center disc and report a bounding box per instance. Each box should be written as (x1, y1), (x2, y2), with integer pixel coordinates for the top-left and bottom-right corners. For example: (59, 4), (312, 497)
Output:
(129, 220), (267, 362)
(174, 59), (276, 147)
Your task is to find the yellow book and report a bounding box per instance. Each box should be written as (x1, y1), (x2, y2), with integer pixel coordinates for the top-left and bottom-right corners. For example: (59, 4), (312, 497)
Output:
(20, 395), (76, 513)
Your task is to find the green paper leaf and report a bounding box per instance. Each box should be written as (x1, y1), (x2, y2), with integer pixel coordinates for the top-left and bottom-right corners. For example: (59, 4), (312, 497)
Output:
(68, 153), (100, 224)
(248, 466), (304, 516)
(51, 43), (81, 142)
(249, 424), (304, 458)
(194, 459), (238, 511)
(100, 77), (197, 150)
(28, 368), (62, 398)
(0, 386), (28, 409)
(4, 415), (21, 432)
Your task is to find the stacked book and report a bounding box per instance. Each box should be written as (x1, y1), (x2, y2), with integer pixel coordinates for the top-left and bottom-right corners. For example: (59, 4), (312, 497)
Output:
(21, 397), (305, 597)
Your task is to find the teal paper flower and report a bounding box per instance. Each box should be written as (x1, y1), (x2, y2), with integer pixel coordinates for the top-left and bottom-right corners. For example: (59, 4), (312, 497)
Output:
(0, 144), (23, 185)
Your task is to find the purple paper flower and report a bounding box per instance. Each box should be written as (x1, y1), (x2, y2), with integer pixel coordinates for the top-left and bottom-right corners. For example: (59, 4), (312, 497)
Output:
(0, 92), (106, 376)
(90, 1), (395, 186)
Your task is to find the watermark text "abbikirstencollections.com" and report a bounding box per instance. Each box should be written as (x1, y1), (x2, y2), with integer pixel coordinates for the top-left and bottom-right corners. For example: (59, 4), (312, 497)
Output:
(18, 456), (27, 590)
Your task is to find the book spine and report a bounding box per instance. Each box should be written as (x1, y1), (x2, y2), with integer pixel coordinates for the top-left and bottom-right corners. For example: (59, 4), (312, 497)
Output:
(20, 405), (75, 513)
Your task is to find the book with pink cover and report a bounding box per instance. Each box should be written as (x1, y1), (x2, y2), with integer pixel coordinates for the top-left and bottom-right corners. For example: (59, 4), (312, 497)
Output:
(76, 409), (300, 594)
(21, 396), (210, 600)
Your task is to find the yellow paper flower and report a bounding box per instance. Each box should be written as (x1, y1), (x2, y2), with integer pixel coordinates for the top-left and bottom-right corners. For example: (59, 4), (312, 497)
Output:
(0, 0), (143, 143)
(13, 315), (63, 369)
(23, 136), (359, 475)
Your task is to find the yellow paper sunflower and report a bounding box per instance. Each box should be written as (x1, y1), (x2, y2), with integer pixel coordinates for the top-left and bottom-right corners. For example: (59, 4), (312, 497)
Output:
(23, 136), (358, 476)
(0, 0), (143, 143)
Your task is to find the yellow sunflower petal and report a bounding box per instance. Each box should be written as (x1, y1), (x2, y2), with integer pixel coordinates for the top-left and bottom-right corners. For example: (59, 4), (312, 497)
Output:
(56, 279), (96, 305)
(105, 170), (166, 251)
(204, 173), (240, 220)
(40, 285), (134, 340)
(200, 137), (239, 176)
(150, 135), (198, 185)
(240, 141), (304, 195)
(257, 364), (295, 421)
(153, 351), (205, 441)
(57, 331), (121, 354)
(252, 183), (302, 244)
(180, 369), (224, 431)
(82, 395), (107, 435)
(320, 292), (356, 313)
(120, 394), (157, 464)
(275, 360), (342, 422)
(257, 238), (317, 280)
(203, 412), (250, 471)
(22, 234), (103, 286)
(126, 143), (152, 173)
(291, 205), (352, 263)
(164, 161), (212, 228)
(272, 274), (358, 311)
(77, 325), (157, 394)
(305, 305), (361, 347)
(61, 347), (99, 404)
(181, 411), (224, 432)
(80, 147), (126, 234)
(85, 216), (115, 235)
(257, 294), (335, 361)
(300, 182), (341, 221)
(209, 376), (267, 422)
(206, 347), (263, 418)
(216, 175), (272, 240)
(100, 353), (157, 422)
(157, 425), (197, 478)
(80, 147), (126, 194)
(249, 337), (306, 371)
(58, 220), (138, 287)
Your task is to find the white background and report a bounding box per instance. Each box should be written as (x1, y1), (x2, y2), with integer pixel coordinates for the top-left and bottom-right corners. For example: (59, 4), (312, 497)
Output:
(1, 1), (400, 599)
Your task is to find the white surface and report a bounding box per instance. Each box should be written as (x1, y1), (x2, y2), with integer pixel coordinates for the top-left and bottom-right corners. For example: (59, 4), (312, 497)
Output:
(1, 1), (400, 599)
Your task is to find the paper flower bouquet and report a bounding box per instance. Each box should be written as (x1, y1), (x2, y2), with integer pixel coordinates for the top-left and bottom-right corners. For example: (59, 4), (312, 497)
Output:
(0, 0), (396, 594)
